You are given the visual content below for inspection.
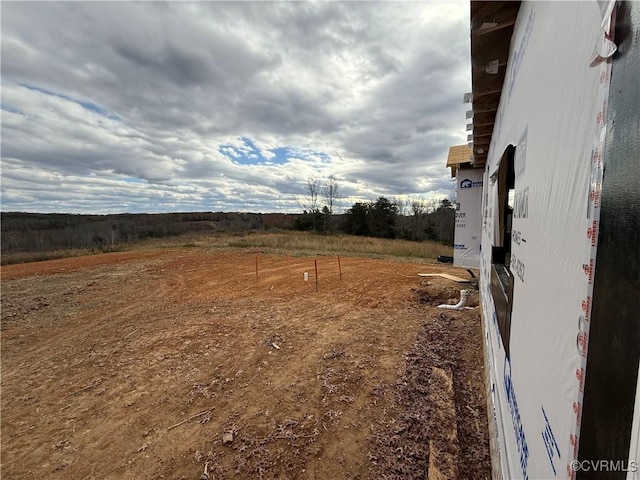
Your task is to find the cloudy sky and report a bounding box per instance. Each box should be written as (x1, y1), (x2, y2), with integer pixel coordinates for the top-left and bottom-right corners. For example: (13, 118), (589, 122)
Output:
(1, 1), (470, 214)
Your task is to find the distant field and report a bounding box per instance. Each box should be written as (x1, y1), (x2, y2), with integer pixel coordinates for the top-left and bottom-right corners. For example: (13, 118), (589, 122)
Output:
(1, 231), (453, 266)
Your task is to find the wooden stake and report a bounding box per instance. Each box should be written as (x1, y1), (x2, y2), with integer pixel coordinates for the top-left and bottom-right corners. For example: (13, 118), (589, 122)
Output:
(314, 259), (318, 292)
(337, 255), (342, 281)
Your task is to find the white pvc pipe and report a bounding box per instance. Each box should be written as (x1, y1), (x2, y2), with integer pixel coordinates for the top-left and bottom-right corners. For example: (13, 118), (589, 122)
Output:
(437, 290), (468, 310)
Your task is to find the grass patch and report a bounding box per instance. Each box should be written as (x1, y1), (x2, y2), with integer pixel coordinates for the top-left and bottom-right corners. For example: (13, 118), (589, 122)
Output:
(218, 232), (452, 260)
(1, 231), (452, 266)
(163, 231), (452, 261)
(1, 246), (125, 266)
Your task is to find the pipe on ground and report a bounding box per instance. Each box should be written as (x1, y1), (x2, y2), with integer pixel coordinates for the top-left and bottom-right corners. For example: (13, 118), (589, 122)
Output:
(437, 290), (468, 310)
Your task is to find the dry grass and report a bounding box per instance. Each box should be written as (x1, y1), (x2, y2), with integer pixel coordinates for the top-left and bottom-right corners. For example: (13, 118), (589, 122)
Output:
(1, 247), (126, 266)
(142, 231), (452, 261)
(1, 231), (452, 266)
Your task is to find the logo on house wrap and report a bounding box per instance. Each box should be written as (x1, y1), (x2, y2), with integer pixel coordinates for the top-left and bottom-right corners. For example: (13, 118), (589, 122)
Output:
(504, 357), (529, 479)
(541, 406), (561, 476)
(460, 178), (483, 189)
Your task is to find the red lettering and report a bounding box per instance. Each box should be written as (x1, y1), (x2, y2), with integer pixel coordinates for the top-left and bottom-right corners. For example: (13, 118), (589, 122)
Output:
(587, 221), (598, 246)
(573, 402), (582, 425)
(582, 297), (592, 321)
(590, 188), (601, 208)
(600, 71), (607, 84)
(578, 332), (589, 357)
(576, 368), (585, 392)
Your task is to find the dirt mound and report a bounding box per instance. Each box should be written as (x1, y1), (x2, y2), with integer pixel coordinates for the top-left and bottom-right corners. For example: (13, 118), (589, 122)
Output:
(368, 310), (489, 480)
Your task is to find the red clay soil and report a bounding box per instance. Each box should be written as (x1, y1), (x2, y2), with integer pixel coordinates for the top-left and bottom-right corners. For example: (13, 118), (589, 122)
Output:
(1, 248), (490, 479)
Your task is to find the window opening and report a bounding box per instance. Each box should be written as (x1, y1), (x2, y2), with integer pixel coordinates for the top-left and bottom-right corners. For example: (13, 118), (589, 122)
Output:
(491, 145), (516, 357)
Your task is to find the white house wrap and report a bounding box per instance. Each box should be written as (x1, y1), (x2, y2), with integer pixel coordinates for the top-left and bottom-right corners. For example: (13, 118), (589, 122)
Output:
(454, 2), (639, 479)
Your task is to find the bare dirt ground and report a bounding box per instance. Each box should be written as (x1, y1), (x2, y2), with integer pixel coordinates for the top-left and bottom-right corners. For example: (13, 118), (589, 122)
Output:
(1, 248), (489, 479)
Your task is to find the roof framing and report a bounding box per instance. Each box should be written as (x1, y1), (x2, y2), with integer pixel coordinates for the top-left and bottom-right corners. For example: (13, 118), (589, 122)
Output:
(447, 144), (473, 177)
(469, 1), (521, 167)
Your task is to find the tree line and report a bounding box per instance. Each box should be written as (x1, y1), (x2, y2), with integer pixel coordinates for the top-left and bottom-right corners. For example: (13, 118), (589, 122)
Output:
(294, 177), (455, 244)
(295, 196), (454, 244)
(0, 212), (295, 257)
(1, 178), (455, 260)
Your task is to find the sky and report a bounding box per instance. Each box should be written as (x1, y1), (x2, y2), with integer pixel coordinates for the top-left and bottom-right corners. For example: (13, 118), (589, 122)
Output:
(1, 1), (471, 214)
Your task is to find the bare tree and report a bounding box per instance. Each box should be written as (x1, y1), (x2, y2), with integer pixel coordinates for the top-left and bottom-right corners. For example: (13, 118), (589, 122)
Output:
(425, 198), (440, 214)
(108, 224), (118, 252)
(410, 197), (426, 216)
(391, 196), (410, 217)
(298, 177), (321, 232)
(322, 176), (339, 214)
(410, 196), (427, 238)
(322, 176), (339, 233)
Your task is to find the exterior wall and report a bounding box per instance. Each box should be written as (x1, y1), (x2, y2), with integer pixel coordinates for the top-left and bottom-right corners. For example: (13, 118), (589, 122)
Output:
(454, 168), (483, 268)
(478, 2), (612, 478)
(578, 2), (640, 478)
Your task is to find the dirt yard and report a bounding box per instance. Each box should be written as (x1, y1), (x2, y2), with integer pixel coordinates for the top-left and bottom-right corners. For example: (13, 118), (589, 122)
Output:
(1, 248), (490, 479)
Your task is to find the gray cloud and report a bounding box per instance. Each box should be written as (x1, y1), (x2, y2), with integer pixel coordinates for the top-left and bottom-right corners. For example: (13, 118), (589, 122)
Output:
(1, 1), (469, 214)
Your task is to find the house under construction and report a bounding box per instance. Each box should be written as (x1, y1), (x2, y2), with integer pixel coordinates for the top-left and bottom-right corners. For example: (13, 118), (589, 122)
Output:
(450, 2), (639, 479)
